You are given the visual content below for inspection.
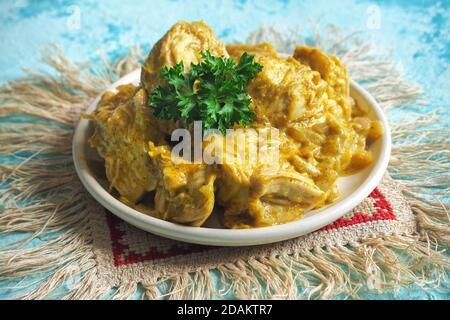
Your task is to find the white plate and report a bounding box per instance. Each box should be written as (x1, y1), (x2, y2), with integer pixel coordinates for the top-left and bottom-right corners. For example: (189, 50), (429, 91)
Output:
(72, 68), (391, 246)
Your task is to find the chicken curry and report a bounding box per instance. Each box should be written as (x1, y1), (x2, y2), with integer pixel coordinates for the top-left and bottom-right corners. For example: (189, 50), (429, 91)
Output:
(87, 21), (383, 228)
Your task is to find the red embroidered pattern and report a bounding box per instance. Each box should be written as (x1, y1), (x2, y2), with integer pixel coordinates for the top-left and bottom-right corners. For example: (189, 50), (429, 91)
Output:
(106, 214), (214, 266)
(107, 187), (396, 266)
(320, 188), (395, 231)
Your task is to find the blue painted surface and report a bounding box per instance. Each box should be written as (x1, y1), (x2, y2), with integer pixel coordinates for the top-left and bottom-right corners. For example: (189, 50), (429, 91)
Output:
(0, 0), (448, 299)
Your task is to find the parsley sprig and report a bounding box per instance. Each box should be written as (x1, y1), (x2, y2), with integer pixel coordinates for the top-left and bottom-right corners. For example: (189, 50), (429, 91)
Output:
(149, 51), (263, 134)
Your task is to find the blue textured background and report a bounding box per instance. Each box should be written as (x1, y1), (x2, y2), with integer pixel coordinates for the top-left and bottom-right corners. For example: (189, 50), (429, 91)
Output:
(0, 0), (448, 299)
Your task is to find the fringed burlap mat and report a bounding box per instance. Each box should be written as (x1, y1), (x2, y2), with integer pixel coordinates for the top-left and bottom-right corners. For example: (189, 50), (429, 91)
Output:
(0, 26), (448, 299)
(89, 174), (416, 299)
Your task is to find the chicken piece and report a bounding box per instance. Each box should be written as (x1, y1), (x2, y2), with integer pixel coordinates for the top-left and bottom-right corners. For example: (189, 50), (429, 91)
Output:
(141, 21), (228, 94)
(140, 21), (228, 136)
(148, 142), (216, 227)
(293, 46), (352, 118)
(227, 43), (327, 127)
(88, 85), (165, 204)
(226, 43), (279, 59)
(206, 129), (261, 216)
(247, 166), (325, 227)
(293, 46), (349, 97)
(205, 129), (325, 228)
(292, 48), (376, 173)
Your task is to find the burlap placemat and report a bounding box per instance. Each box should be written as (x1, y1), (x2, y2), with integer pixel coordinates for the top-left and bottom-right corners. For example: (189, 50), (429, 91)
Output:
(0, 26), (448, 299)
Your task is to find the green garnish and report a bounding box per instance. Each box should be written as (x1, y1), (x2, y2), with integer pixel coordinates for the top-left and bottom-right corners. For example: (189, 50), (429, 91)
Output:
(149, 51), (263, 134)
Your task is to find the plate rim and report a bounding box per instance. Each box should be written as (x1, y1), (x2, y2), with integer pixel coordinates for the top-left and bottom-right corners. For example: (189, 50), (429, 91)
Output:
(72, 68), (391, 246)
